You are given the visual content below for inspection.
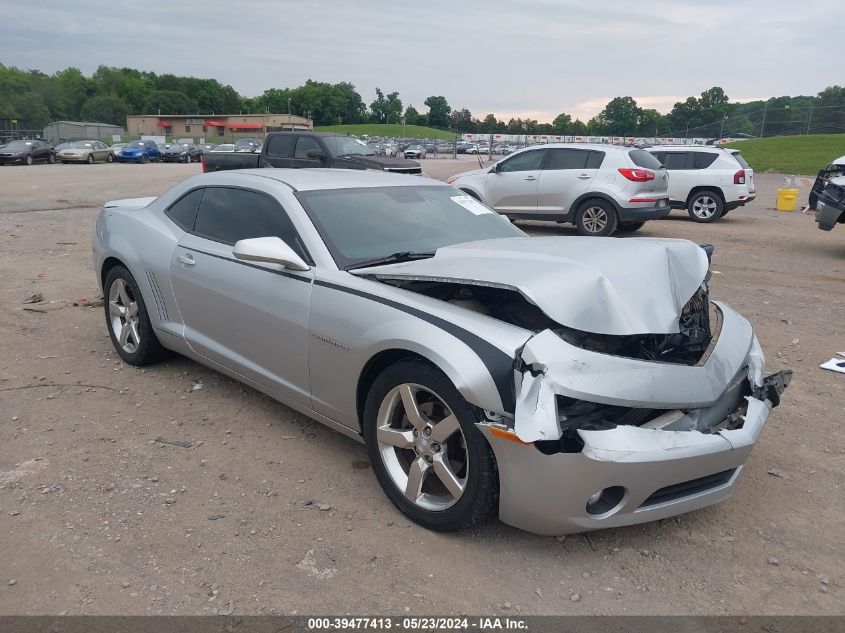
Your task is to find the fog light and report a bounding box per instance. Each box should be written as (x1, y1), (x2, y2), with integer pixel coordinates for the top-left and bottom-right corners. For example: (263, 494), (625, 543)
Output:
(585, 486), (626, 516)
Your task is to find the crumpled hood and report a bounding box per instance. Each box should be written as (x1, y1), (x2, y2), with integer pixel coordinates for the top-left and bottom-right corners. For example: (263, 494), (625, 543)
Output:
(357, 236), (709, 335)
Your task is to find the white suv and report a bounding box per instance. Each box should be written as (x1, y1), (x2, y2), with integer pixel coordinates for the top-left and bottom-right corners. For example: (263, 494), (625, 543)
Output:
(446, 144), (670, 236)
(646, 146), (755, 223)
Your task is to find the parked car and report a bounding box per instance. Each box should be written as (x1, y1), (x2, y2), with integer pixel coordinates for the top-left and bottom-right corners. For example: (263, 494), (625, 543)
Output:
(447, 143), (669, 236)
(57, 140), (114, 164)
(202, 132), (421, 174)
(210, 144), (236, 153)
(117, 140), (162, 163)
(404, 144), (427, 159)
(92, 169), (790, 535)
(646, 146), (755, 223)
(162, 143), (202, 163)
(110, 142), (128, 155)
(235, 138), (262, 152)
(465, 145), (480, 154)
(812, 155), (845, 232)
(0, 139), (55, 165)
(157, 143), (170, 153)
(196, 143), (216, 154)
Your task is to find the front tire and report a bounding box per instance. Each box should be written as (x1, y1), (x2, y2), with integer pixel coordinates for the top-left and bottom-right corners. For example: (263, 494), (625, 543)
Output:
(363, 360), (498, 531)
(47, 153), (55, 164)
(141, 154), (148, 164)
(25, 154), (33, 166)
(575, 199), (618, 236)
(103, 265), (168, 366)
(688, 190), (724, 223)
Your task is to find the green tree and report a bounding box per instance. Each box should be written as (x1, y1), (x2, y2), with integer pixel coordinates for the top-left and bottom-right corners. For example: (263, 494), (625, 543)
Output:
(144, 90), (197, 114)
(424, 95), (451, 128)
(595, 96), (641, 135)
(552, 112), (572, 134)
(80, 95), (130, 126)
(404, 105), (421, 125)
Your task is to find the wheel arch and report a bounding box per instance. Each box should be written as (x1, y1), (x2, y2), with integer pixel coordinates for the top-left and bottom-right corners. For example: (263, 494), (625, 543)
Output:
(569, 192), (622, 221)
(686, 186), (725, 206)
(100, 256), (128, 290)
(458, 187), (483, 202)
(355, 340), (511, 434)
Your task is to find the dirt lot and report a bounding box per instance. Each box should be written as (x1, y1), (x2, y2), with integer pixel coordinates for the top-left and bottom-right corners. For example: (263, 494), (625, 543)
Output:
(0, 158), (843, 616)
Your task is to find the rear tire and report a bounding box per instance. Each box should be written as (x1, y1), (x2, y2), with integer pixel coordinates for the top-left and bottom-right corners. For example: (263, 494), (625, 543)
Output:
(363, 360), (498, 531)
(47, 153), (55, 164)
(87, 153), (95, 164)
(687, 190), (724, 223)
(103, 265), (168, 366)
(106, 153), (113, 163)
(186, 155), (192, 164)
(618, 222), (646, 232)
(575, 199), (618, 236)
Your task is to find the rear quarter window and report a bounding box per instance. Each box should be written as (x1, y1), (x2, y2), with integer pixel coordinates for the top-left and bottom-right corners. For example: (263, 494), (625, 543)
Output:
(694, 153), (719, 169)
(165, 188), (204, 232)
(266, 135), (295, 158)
(731, 152), (750, 169)
(628, 149), (663, 170)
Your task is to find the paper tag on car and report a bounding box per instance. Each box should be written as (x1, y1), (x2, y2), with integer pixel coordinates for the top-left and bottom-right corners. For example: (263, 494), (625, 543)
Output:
(451, 195), (492, 215)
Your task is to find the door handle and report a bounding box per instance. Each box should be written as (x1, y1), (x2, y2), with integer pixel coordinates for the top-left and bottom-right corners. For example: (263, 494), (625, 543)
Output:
(178, 253), (196, 266)
(577, 174), (591, 179)
(524, 175), (537, 181)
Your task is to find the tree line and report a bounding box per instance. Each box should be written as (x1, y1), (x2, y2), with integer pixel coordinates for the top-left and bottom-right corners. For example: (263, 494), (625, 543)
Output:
(2, 63), (843, 138)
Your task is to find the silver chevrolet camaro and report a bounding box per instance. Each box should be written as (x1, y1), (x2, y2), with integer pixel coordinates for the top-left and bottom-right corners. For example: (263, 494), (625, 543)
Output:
(92, 168), (790, 535)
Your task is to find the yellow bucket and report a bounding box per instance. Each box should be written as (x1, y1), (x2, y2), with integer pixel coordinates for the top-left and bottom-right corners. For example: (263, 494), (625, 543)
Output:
(776, 188), (799, 212)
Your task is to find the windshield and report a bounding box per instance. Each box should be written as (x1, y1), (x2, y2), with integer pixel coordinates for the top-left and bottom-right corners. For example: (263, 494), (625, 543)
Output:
(296, 185), (524, 269)
(322, 136), (375, 157)
(168, 144), (186, 151)
(69, 141), (94, 148)
(235, 138), (260, 147)
(128, 141), (146, 148)
(4, 141), (33, 151)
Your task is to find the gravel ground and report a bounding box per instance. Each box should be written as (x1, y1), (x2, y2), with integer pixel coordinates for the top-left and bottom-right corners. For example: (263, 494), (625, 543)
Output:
(0, 159), (843, 616)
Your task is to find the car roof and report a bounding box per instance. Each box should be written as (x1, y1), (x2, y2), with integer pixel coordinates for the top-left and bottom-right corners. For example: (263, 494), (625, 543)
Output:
(648, 145), (739, 152)
(205, 168), (447, 192)
(518, 142), (631, 152)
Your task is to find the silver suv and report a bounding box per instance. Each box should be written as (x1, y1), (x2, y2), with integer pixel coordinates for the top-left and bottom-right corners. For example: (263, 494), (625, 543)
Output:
(447, 144), (669, 236)
(646, 145), (755, 223)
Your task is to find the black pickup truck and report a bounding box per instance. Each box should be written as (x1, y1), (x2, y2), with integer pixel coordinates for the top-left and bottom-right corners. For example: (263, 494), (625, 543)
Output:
(202, 132), (422, 175)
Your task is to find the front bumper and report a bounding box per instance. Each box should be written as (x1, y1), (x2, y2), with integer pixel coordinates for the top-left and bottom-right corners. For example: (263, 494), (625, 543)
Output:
(481, 303), (790, 535)
(0, 156), (24, 164)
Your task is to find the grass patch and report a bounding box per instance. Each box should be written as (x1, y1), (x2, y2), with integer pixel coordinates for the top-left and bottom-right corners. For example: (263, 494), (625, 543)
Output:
(313, 123), (458, 140)
(725, 134), (845, 175)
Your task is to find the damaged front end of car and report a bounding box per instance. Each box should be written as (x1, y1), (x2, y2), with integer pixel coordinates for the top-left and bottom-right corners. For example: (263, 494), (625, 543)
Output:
(480, 295), (791, 535)
(361, 236), (791, 534)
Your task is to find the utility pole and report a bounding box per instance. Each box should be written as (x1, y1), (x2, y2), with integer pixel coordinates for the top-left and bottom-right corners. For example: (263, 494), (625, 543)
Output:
(760, 101), (768, 138)
(805, 106), (813, 135)
(288, 98), (292, 131)
(685, 121), (689, 140)
(719, 114), (727, 141)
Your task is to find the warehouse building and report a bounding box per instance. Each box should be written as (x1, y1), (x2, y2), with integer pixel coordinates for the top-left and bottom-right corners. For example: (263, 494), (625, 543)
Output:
(125, 113), (312, 139)
(43, 120), (126, 143)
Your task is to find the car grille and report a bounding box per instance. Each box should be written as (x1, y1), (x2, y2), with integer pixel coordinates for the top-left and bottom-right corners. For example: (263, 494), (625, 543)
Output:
(639, 469), (736, 508)
(384, 166), (423, 175)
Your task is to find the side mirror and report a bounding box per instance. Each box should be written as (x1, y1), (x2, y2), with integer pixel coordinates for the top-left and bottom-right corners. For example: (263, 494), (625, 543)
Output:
(232, 237), (310, 271)
(306, 148), (327, 161)
(490, 163), (499, 173)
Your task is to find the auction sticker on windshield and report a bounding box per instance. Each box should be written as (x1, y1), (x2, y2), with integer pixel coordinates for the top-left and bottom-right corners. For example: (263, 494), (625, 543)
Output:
(451, 195), (492, 215)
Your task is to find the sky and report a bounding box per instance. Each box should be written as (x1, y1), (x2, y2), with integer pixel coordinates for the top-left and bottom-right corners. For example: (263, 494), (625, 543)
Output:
(0, 0), (836, 122)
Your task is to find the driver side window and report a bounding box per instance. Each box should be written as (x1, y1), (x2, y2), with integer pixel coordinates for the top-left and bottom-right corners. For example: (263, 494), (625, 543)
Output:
(498, 150), (546, 173)
(294, 137), (321, 159)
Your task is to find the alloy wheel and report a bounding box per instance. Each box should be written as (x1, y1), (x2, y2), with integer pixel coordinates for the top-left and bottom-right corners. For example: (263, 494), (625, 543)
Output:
(582, 205), (608, 233)
(692, 196), (718, 219)
(375, 383), (468, 511)
(108, 278), (141, 354)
